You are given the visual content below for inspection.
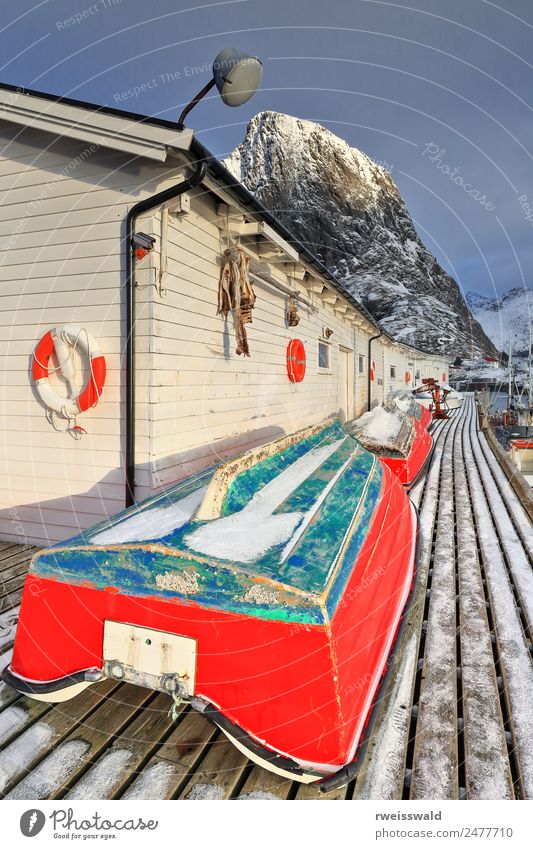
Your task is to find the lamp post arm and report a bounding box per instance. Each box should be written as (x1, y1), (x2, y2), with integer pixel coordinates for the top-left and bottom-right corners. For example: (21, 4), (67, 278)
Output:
(177, 77), (216, 129)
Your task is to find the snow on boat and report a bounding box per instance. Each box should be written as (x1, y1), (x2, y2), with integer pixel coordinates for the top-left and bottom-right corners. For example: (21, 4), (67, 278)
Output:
(348, 405), (432, 489)
(392, 391), (433, 430)
(3, 419), (417, 785)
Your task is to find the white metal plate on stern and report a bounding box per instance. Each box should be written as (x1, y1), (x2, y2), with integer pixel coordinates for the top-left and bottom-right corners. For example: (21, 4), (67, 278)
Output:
(103, 621), (197, 695)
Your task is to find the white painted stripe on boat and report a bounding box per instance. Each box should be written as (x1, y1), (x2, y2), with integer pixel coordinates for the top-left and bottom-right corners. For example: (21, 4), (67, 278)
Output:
(185, 438), (346, 564)
(90, 486), (207, 544)
(279, 447), (355, 564)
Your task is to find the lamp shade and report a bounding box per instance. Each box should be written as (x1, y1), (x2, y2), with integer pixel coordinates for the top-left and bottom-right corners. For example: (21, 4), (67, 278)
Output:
(213, 47), (262, 107)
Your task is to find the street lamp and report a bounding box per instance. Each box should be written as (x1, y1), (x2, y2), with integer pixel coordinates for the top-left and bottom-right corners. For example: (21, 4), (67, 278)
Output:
(177, 47), (262, 129)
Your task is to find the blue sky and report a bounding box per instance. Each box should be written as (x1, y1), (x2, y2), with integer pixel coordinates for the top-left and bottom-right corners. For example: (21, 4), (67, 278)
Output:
(1, 0), (531, 299)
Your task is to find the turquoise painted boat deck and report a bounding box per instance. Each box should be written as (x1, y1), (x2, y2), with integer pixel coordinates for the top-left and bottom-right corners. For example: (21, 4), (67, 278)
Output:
(30, 422), (383, 624)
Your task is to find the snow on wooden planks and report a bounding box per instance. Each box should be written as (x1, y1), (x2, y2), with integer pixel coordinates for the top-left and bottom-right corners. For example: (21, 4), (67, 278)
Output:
(462, 398), (533, 798)
(410, 411), (461, 799)
(354, 417), (449, 799)
(453, 405), (513, 799)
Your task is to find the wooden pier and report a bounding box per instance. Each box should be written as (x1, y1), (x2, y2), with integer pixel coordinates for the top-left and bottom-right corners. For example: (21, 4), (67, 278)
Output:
(1, 396), (532, 800)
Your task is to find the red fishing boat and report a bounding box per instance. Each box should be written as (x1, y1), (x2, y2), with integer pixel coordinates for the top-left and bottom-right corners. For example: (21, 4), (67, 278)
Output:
(393, 392), (433, 430)
(349, 404), (432, 489)
(3, 418), (417, 787)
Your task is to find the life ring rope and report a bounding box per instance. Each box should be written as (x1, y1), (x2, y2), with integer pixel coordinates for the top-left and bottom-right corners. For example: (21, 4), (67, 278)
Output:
(31, 325), (106, 436)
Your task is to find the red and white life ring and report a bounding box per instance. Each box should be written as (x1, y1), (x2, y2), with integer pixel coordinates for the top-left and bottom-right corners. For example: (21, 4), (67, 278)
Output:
(442, 372), (447, 383)
(370, 360), (376, 382)
(405, 371), (411, 384)
(31, 326), (106, 419)
(286, 339), (306, 383)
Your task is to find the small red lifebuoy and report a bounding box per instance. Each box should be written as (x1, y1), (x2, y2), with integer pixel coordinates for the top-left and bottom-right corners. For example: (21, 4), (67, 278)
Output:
(370, 359), (376, 382)
(287, 339), (306, 383)
(405, 371), (411, 384)
(442, 372), (447, 383)
(31, 325), (106, 418)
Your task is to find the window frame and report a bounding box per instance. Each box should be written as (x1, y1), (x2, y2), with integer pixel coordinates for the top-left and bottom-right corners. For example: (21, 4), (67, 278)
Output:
(318, 339), (331, 372)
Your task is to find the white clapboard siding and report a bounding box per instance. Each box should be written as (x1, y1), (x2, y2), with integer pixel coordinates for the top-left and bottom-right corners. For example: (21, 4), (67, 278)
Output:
(145, 188), (355, 483)
(0, 478), (125, 500)
(149, 196), (444, 476)
(0, 125), (186, 544)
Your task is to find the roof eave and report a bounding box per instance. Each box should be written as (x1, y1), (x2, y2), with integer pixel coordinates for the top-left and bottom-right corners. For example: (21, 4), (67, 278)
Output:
(0, 85), (193, 162)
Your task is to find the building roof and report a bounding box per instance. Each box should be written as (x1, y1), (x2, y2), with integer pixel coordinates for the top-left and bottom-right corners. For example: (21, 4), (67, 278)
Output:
(0, 81), (435, 354)
(0, 82), (193, 161)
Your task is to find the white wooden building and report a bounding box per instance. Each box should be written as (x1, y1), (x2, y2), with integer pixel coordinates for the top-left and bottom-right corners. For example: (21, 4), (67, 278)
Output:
(0, 84), (448, 545)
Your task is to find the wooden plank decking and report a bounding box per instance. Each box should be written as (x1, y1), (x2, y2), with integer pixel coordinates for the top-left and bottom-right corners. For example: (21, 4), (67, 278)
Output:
(0, 396), (532, 800)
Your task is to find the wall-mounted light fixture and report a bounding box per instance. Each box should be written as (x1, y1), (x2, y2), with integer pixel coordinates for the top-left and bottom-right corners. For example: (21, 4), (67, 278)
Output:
(133, 232), (156, 261)
(177, 47), (262, 129)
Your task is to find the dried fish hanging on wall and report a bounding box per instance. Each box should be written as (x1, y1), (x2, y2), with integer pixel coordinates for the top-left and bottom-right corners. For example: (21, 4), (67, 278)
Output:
(217, 247), (256, 356)
(287, 296), (300, 326)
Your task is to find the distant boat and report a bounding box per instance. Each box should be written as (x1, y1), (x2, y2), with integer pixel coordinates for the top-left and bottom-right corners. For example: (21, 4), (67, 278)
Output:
(491, 328), (533, 485)
(3, 418), (417, 785)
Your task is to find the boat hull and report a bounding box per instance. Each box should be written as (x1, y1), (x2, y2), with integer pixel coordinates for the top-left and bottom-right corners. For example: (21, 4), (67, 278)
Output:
(379, 419), (433, 488)
(4, 422), (417, 783)
(414, 403), (433, 429)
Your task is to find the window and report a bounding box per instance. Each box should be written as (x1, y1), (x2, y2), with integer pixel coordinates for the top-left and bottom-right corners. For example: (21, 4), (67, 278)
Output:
(358, 355), (365, 374)
(415, 370), (420, 381)
(318, 340), (330, 370)
(390, 365), (396, 379)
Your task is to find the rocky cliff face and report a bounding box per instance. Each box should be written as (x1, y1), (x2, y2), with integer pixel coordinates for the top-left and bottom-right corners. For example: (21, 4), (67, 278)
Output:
(225, 111), (498, 358)
(466, 288), (532, 357)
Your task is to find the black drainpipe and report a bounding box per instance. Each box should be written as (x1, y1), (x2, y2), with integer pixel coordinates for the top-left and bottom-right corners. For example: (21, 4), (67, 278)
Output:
(125, 154), (207, 507)
(367, 330), (383, 412)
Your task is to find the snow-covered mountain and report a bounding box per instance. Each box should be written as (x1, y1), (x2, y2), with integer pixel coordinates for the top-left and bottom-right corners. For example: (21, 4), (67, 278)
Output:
(225, 112), (497, 358)
(465, 288), (532, 356)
